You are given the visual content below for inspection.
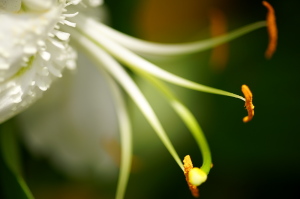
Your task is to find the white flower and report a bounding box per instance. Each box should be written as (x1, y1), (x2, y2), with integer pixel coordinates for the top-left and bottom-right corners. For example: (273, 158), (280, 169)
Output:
(0, 0), (78, 123)
(0, 0), (270, 198)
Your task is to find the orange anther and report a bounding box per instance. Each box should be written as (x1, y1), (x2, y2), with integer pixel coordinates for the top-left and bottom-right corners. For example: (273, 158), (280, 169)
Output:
(241, 85), (254, 123)
(262, 1), (277, 59)
(183, 155), (199, 198)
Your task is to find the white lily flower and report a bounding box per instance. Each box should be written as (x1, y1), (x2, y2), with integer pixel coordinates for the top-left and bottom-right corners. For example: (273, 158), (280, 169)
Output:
(0, 0), (274, 198)
(0, 0), (78, 123)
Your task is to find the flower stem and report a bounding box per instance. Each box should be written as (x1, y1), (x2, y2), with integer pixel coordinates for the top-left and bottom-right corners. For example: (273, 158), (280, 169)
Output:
(142, 75), (212, 174)
(69, 29), (184, 171)
(106, 75), (132, 199)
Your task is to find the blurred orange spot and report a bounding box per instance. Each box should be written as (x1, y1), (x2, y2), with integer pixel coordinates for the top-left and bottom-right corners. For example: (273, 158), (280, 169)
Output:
(209, 8), (229, 71)
(134, 0), (210, 42)
(102, 139), (142, 172)
(183, 155), (199, 198)
(241, 85), (254, 123)
(34, 184), (99, 199)
(263, 1), (277, 59)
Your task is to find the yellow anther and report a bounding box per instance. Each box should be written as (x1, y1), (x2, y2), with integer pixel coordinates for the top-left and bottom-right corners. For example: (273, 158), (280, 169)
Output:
(183, 155), (208, 197)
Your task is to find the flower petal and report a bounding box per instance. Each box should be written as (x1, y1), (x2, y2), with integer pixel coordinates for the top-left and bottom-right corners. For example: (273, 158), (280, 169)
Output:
(0, 3), (77, 123)
(0, 0), (21, 12)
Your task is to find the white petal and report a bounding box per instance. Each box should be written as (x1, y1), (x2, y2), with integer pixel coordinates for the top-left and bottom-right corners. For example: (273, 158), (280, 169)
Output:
(22, 0), (55, 11)
(62, 19), (76, 27)
(39, 51), (51, 61)
(19, 54), (119, 179)
(54, 30), (70, 40)
(0, 3), (77, 123)
(87, 0), (103, 7)
(0, 4), (64, 82)
(0, 0), (21, 12)
(63, 12), (79, 18)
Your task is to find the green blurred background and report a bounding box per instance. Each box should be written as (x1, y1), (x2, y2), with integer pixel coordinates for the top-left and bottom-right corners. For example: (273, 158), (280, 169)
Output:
(1, 0), (300, 198)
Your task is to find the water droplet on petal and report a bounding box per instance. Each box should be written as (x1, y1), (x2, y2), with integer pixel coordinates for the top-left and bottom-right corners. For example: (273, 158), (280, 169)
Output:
(48, 64), (62, 77)
(0, 62), (9, 70)
(55, 30), (70, 41)
(38, 67), (49, 76)
(24, 46), (37, 54)
(36, 76), (50, 91)
(40, 51), (51, 61)
(9, 86), (23, 103)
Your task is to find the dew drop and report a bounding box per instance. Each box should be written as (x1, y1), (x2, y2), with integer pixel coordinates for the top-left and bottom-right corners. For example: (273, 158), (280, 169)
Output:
(55, 30), (70, 41)
(40, 51), (51, 61)
(38, 67), (49, 76)
(9, 86), (23, 103)
(24, 46), (37, 54)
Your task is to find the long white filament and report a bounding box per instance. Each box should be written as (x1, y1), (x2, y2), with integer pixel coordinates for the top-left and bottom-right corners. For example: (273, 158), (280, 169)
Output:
(73, 19), (245, 100)
(107, 75), (132, 199)
(75, 14), (266, 57)
(68, 29), (184, 171)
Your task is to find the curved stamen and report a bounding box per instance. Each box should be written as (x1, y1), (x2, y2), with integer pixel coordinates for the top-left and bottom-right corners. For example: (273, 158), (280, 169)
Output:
(73, 21), (245, 100)
(69, 28), (184, 170)
(74, 14), (266, 57)
(107, 76), (132, 199)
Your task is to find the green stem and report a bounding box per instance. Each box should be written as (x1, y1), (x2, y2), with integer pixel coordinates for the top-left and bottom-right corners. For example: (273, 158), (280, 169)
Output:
(68, 29), (184, 170)
(142, 74), (212, 174)
(107, 75), (132, 199)
(0, 120), (35, 199)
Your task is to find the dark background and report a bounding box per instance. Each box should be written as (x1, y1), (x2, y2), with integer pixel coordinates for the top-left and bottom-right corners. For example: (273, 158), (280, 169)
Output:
(1, 0), (300, 199)
(105, 0), (300, 198)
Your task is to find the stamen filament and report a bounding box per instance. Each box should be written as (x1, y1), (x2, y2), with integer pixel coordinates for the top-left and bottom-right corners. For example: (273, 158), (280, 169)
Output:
(75, 15), (266, 57)
(106, 75), (132, 199)
(73, 21), (245, 100)
(143, 74), (212, 174)
(69, 28), (184, 170)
